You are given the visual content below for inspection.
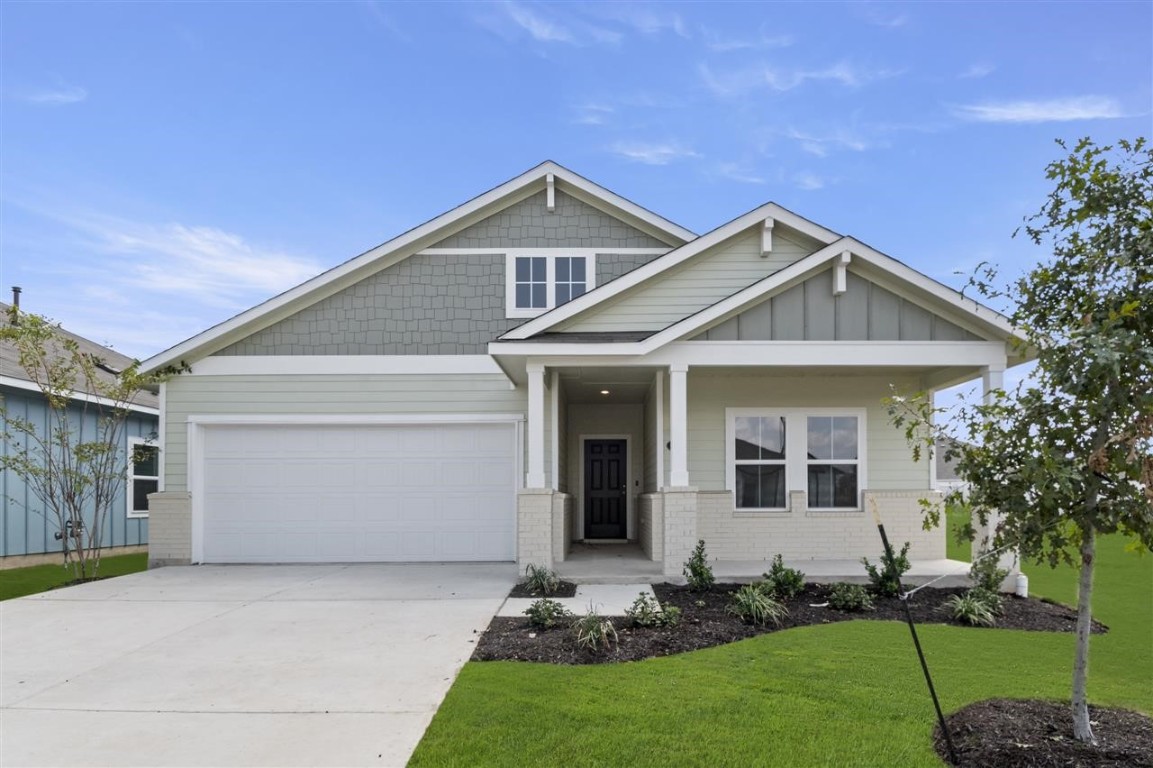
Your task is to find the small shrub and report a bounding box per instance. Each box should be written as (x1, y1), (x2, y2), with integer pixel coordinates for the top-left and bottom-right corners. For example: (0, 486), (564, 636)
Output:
(969, 555), (1010, 594)
(625, 592), (681, 628)
(726, 584), (788, 626)
(762, 554), (805, 599)
(572, 608), (618, 652)
(947, 591), (998, 627)
(683, 539), (716, 592)
(827, 582), (875, 612)
(522, 563), (560, 595)
(523, 598), (572, 629)
(969, 586), (1005, 616)
(861, 541), (911, 597)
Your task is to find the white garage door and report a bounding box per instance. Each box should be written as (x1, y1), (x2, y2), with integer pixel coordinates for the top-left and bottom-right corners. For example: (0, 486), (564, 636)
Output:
(199, 422), (517, 563)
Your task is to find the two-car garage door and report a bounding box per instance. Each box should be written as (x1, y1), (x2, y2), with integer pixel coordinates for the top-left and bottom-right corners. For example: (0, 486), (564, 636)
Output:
(198, 421), (517, 563)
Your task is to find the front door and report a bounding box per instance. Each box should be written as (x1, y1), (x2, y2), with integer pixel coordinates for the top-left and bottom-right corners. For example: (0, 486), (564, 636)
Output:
(584, 439), (627, 539)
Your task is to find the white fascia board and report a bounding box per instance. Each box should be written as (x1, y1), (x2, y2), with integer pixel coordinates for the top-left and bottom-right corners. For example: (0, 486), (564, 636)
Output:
(187, 413), (525, 426)
(0, 375), (160, 415)
(189, 355), (510, 377)
(499, 202), (841, 341)
(510, 341), (1009, 370)
(553, 169), (697, 244)
(141, 161), (693, 375)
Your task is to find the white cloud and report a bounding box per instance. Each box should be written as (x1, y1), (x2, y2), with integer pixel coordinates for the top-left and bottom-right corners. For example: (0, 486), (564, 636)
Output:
(19, 85), (88, 105)
(959, 62), (995, 79)
(858, 5), (910, 28)
(588, 4), (689, 38)
(700, 61), (901, 98)
(502, 1), (575, 43)
(787, 127), (872, 156)
(953, 96), (1125, 123)
(715, 163), (766, 184)
(701, 27), (792, 52)
(574, 103), (613, 126)
(610, 141), (699, 165)
(793, 172), (826, 191)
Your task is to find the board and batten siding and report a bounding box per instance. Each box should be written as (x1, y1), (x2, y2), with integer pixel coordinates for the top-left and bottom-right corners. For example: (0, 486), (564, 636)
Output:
(1, 387), (154, 557)
(559, 230), (819, 333)
(684, 371), (930, 494)
(693, 270), (982, 342)
(162, 374), (529, 494)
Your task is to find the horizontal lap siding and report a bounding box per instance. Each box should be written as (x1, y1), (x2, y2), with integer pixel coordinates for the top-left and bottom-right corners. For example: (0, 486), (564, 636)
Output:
(563, 231), (816, 333)
(163, 374), (526, 493)
(686, 372), (929, 493)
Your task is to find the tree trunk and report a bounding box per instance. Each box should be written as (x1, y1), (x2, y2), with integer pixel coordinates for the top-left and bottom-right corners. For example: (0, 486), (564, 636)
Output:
(1072, 522), (1097, 744)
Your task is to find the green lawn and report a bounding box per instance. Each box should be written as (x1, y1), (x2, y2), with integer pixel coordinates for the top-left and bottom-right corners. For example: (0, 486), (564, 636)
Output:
(0, 552), (148, 601)
(411, 536), (1151, 767)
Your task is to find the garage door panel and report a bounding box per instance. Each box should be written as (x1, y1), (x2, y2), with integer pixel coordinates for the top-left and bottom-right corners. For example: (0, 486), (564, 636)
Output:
(201, 422), (516, 563)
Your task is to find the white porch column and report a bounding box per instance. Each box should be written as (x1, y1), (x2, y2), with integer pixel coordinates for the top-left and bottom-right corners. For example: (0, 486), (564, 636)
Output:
(982, 364), (1005, 406)
(526, 362), (546, 488)
(669, 362), (689, 487)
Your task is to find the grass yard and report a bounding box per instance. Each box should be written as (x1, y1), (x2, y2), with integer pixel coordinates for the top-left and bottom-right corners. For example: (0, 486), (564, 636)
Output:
(411, 535), (1151, 767)
(0, 552), (148, 601)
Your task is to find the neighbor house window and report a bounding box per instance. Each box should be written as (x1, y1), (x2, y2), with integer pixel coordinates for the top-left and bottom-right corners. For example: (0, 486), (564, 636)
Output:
(727, 409), (864, 511)
(127, 437), (159, 518)
(506, 253), (596, 318)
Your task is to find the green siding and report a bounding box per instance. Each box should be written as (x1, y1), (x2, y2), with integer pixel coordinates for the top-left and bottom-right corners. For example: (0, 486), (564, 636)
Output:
(685, 372), (930, 492)
(559, 229), (820, 333)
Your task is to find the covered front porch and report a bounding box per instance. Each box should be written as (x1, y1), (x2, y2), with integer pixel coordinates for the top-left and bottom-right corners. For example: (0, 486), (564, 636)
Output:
(510, 344), (1011, 580)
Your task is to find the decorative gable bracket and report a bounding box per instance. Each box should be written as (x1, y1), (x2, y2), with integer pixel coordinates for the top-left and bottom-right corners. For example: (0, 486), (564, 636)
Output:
(546, 173), (555, 212)
(833, 251), (851, 295)
(760, 217), (774, 257)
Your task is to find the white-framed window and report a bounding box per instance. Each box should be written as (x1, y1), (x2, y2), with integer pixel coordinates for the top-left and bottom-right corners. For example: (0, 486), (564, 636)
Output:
(726, 409), (865, 511)
(127, 437), (159, 518)
(506, 253), (595, 318)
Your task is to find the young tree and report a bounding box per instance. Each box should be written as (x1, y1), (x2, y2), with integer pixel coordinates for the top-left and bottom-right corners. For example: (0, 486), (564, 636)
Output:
(887, 137), (1152, 745)
(1, 307), (170, 580)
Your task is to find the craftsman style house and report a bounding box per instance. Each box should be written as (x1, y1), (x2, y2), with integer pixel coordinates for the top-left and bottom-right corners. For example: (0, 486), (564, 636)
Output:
(141, 163), (1024, 575)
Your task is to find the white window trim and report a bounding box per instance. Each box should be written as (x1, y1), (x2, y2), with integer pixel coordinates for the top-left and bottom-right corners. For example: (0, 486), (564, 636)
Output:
(505, 253), (597, 319)
(725, 407), (867, 513)
(127, 436), (159, 519)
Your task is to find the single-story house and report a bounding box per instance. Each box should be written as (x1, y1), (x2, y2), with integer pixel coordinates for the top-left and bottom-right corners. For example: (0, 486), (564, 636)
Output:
(141, 162), (1025, 575)
(1, 300), (160, 565)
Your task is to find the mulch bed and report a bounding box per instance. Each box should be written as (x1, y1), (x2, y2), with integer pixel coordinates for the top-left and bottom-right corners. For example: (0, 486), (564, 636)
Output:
(473, 583), (1107, 665)
(507, 580), (578, 598)
(937, 699), (1153, 767)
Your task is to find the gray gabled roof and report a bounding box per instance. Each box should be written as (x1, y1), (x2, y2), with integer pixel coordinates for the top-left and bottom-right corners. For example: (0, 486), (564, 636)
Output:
(0, 302), (159, 410)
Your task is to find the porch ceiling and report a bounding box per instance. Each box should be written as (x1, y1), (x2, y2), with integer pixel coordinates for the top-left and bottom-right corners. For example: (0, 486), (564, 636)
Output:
(558, 366), (658, 404)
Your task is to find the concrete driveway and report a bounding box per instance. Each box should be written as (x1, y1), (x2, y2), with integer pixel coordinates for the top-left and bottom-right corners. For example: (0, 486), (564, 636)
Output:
(0, 563), (516, 767)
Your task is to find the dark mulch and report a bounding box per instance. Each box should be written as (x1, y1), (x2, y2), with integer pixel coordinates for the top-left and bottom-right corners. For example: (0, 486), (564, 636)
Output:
(473, 583), (1107, 665)
(507, 580), (578, 598)
(937, 699), (1153, 767)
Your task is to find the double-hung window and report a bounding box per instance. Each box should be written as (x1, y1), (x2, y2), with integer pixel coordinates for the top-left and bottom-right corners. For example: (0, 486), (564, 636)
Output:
(506, 254), (594, 318)
(727, 409), (864, 511)
(127, 437), (159, 518)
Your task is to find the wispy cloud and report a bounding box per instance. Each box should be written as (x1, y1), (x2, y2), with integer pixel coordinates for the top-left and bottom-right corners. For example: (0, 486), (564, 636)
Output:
(502, 1), (575, 43)
(715, 162), (766, 184)
(701, 27), (792, 52)
(18, 85), (88, 105)
(959, 62), (995, 80)
(793, 172), (826, 191)
(858, 4), (910, 28)
(786, 127), (872, 156)
(700, 61), (901, 98)
(610, 141), (699, 165)
(588, 4), (689, 38)
(574, 103), (613, 126)
(952, 96), (1125, 123)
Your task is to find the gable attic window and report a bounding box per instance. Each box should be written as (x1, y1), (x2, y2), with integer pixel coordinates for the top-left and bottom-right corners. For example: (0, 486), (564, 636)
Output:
(506, 253), (596, 318)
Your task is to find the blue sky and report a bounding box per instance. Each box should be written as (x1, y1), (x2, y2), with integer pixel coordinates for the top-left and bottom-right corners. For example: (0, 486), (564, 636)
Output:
(2, 1), (1150, 366)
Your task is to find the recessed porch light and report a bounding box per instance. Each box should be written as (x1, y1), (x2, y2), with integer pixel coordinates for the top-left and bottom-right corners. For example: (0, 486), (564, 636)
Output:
(600, 389), (610, 395)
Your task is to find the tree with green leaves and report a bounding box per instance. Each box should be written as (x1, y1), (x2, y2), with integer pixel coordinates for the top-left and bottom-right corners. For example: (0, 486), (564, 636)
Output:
(887, 137), (1152, 745)
(1, 307), (176, 580)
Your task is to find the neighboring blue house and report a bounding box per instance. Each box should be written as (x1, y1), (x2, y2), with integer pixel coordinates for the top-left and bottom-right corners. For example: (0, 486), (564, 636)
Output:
(1, 301), (159, 563)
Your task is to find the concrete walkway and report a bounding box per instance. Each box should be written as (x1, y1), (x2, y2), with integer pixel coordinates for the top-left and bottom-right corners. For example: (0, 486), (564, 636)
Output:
(0, 563), (516, 768)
